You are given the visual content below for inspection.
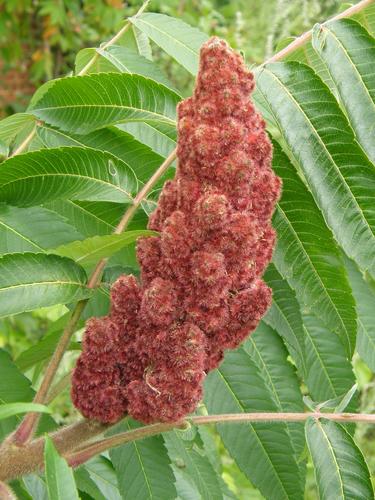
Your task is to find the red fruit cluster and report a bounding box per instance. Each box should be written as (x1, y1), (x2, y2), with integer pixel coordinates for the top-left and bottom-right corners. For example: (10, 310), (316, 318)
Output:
(71, 37), (281, 424)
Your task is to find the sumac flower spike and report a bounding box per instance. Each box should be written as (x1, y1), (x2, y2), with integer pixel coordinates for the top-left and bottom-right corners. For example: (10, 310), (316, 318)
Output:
(71, 36), (281, 425)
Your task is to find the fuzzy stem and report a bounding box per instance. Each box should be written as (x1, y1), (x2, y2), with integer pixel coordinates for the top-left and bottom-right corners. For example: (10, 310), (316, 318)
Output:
(2, 410), (375, 481)
(77, 0), (150, 76)
(8, 148), (177, 445)
(263, 0), (374, 65)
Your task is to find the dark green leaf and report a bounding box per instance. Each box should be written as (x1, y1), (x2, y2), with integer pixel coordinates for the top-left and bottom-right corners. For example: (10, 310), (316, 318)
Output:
(244, 323), (305, 459)
(345, 255), (375, 371)
(0, 253), (90, 318)
(110, 419), (176, 500)
(32, 73), (179, 135)
(204, 348), (304, 500)
(271, 141), (356, 357)
(130, 13), (208, 75)
(0, 147), (138, 207)
(44, 436), (79, 500)
(256, 63), (375, 281)
(312, 19), (375, 163)
(306, 418), (373, 499)
(263, 264), (306, 376)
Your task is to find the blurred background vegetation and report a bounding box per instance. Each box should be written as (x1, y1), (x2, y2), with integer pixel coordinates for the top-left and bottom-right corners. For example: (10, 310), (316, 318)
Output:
(1, 1), (374, 499)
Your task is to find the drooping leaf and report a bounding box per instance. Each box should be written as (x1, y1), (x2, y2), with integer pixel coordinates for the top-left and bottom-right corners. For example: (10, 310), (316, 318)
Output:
(0, 403), (51, 420)
(303, 314), (355, 404)
(75, 46), (174, 89)
(82, 457), (122, 500)
(345, 255), (375, 371)
(130, 13), (208, 75)
(263, 263), (306, 376)
(312, 19), (375, 163)
(244, 323), (305, 460)
(271, 141), (356, 357)
(256, 62), (375, 281)
(110, 419), (176, 500)
(0, 253), (91, 318)
(164, 430), (224, 500)
(306, 418), (373, 499)
(51, 230), (156, 267)
(44, 436), (79, 500)
(31, 73), (180, 135)
(204, 348), (304, 500)
(0, 205), (83, 254)
(0, 147), (138, 207)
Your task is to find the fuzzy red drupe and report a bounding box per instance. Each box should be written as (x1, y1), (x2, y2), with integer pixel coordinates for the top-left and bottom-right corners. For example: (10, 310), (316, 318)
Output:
(71, 37), (281, 424)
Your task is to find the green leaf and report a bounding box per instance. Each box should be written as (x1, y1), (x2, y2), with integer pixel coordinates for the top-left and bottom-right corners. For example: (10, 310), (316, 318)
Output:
(345, 255), (375, 371)
(271, 141), (356, 357)
(0, 113), (35, 147)
(306, 418), (373, 499)
(110, 419), (176, 500)
(44, 436), (79, 500)
(130, 13), (208, 75)
(263, 263), (306, 376)
(118, 122), (177, 159)
(0, 205), (83, 254)
(303, 384), (358, 413)
(82, 457), (122, 500)
(32, 73), (180, 135)
(75, 46), (174, 89)
(15, 313), (81, 372)
(0, 253), (91, 318)
(0, 403), (51, 420)
(51, 230), (156, 267)
(204, 348), (304, 500)
(0, 147), (138, 207)
(37, 124), (168, 184)
(163, 430), (224, 500)
(303, 314), (355, 404)
(312, 19), (375, 163)
(244, 323), (305, 460)
(256, 62), (375, 280)
(23, 474), (48, 500)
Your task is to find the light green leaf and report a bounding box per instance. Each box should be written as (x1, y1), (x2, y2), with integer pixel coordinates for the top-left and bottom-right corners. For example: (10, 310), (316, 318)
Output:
(44, 436), (79, 500)
(83, 457), (122, 500)
(0, 403), (51, 420)
(118, 122), (177, 159)
(345, 255), (375, 371)
(130, 13), (208, 75)
(0, 253), (91, 318)
(164, 430), (224, 500)
(0, 113), (35, 147)
(256, 63), (375, 281)
(306, 418), (373, 499)
(51, 230), (155, 267)
(244, 323), (305, 460)
(204, 348), (304, 500)
(0, 205), (83, 254)
(271, 141), (356, 357)
(312, 19), (375, 163)
(263, 263), (306, 376)
(75, 46), (174, 89)
(32, 73), (180, 135)
(110, 419), (176, 500)
(23, 474), (48, 500)
(0, 147), (138, 207)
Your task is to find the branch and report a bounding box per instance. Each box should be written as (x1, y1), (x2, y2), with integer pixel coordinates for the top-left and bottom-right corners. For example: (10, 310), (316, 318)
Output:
(9, 148), (177, 445)
(2, 410), (375, 481)
(262, 0), (374, 65)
